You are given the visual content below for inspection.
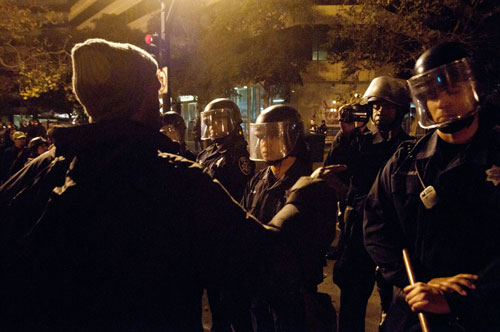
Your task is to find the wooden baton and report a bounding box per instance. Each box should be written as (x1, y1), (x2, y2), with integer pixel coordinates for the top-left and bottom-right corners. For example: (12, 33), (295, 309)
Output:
(402, 248), (431, 332)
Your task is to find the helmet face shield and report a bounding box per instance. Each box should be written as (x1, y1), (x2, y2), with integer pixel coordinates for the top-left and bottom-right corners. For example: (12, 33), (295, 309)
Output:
(408, 58), (479, 129)
(249, 122), (301, 162)
(201, 108), (239, 140)
(160, 124), (183, 143)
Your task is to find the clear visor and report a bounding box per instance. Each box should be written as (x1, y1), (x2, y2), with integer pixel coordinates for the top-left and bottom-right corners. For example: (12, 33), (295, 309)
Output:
(160, 124), (183, 143)
(408, 58), (479, 129)
(249, 122), (302, 162)
(201, 108), (238, 140)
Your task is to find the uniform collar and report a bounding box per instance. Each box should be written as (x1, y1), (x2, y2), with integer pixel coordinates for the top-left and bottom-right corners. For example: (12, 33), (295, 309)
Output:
(262, 166), (276, 185)
(414, 131), (439, 160)
(372, 127), (407, 144)
(414, 129), (492, 166)
(265, 158), (310, 190)
(213, 138), (245, 154)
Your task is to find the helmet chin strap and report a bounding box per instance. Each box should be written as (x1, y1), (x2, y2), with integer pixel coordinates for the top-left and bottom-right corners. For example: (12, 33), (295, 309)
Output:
(265, 157), (286, 166)
(438, 108), (478, 134)
(213, 127), (243, 144)
(439, 116), (475, 134)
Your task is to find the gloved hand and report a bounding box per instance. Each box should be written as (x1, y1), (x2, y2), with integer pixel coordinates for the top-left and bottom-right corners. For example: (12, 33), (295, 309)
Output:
(310, 164), (349, 202)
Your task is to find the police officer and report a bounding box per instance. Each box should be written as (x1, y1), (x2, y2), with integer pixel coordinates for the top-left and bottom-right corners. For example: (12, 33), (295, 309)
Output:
(243, 104), (344, 331)
(161, 111), (196, 161)
(197, 98), (255, 201)
(364, 42), (500, 331)
(240, 104), (312, 331)
(325, 77), (414, 332)
(243, 105), (311, 224)
(196, 98), (255, 332)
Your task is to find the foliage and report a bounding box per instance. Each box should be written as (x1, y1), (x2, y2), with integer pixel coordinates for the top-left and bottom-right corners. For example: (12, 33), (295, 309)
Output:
(203, 0), (318, 105)
(324, 0), (500, 82)
(159, 0), (318, 105)
(0, 1), (149, 114)
(0, 0), (71, 103)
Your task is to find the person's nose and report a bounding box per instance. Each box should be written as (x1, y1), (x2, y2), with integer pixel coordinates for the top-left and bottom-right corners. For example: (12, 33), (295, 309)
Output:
(374, 105), (385, 115)
(436, 90), (453, 108)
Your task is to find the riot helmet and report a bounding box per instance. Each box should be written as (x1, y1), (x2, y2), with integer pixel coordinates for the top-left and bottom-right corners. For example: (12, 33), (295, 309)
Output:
(249, 105), (304, 162)
(160, 111), (186, 143)
(201, 98), (242, 140)
(363, 76), (411, 130)
(364, 76), (411, 108)
(407, 42), (479, 133)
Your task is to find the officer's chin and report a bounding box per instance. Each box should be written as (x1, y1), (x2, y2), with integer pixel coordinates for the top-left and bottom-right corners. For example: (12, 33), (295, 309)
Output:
(374, 120), (386, 128)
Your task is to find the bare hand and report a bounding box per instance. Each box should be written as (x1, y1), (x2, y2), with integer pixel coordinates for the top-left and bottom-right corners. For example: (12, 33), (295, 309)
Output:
(428, 274), (478, 296)
(310, 164), (348, 201)
(404, 282), (451, 314)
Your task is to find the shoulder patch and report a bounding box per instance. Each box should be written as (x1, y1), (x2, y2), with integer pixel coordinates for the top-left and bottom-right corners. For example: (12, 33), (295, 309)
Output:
(238, 156), (252, 176)
(486, 164), (500, 186)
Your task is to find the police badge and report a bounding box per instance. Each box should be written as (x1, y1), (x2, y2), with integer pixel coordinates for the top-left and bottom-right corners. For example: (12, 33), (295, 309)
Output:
(486, 164), (500, 186)
(238, 156), (252, 176)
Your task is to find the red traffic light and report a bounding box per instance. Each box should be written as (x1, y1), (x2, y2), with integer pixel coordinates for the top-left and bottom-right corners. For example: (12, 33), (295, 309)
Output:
(145, 33), (160, 47)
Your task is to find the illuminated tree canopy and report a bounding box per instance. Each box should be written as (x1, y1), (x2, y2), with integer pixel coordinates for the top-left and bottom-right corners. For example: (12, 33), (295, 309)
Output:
(325, 0), (500, 85)
(165, 0), (318, 105)
(0, 0), (70, 103)
(1, 0), (498, 114)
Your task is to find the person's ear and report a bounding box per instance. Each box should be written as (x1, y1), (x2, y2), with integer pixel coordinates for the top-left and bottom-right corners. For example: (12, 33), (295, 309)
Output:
(157, 69), (167, 93)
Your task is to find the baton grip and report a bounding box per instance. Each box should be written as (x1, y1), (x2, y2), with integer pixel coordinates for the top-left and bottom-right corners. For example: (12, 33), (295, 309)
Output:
(402, 249), (431, 332)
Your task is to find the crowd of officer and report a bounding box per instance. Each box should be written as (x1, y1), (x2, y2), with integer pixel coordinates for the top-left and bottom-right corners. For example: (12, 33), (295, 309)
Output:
(364, 42), (500, 332)
(325, 76), (414, 332)
(0, 35), (498, 332)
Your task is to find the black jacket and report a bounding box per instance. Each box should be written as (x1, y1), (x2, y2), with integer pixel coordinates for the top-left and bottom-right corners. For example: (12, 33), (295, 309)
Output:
(0, 145), (28, 183)
(324, 127), (413, 283)
(364, 128), (500, 331)
(0, 121), (181, 260)
(241, 158), (311, 224)
(1, 119), (338, 331)
(267, 177), (338, 291)
(1, 120), (268, 331)
(324, 127), (414, 196)
(196, 135), (254, 201)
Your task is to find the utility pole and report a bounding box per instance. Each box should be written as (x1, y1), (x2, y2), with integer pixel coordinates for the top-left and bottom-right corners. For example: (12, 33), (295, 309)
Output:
(160, 0), (175, 113)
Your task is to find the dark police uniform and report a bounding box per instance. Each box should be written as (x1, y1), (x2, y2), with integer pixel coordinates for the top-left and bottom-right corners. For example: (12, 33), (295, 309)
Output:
(364, 128), (500, 331)
(182, 148), (197, 162)
(325, 129), (413, 194)
(325, 127), (413, 332)
(241, 158), (311, 224)
(266, 176), (338, 332)
(197, 137), (254, 201)
(242, 159), (336, 332)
